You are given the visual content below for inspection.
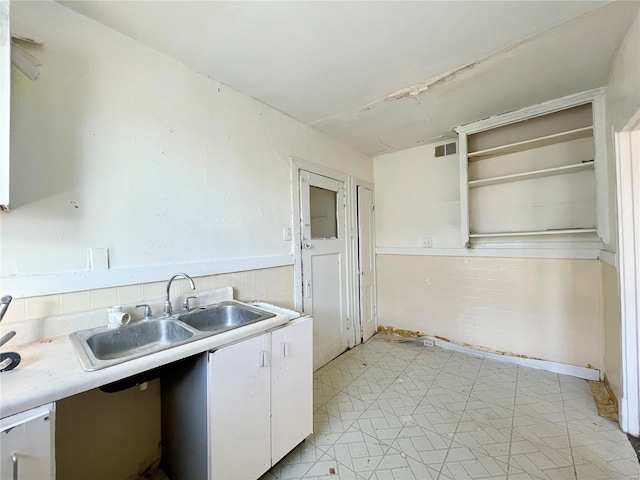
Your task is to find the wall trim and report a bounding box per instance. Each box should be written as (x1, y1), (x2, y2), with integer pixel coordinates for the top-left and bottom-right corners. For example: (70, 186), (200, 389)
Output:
(614, 127), (640, 436)
(375, 247), (600, 260)
(428, 336), (600, 380)
(1, 254), (294, 298)
(598, 250), (617, 267)
(455, 88), (605, 135)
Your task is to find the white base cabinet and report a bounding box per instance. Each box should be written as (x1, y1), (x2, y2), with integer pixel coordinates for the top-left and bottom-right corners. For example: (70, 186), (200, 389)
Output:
(0, 404), (55, 480)
(162, 316), (313, 480)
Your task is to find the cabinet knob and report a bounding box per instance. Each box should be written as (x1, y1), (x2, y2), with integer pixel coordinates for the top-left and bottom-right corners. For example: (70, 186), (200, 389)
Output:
(280, 342), (287, 358)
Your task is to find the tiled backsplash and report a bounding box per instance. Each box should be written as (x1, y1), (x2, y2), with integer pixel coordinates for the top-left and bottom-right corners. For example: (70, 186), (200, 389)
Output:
(1, 265), (295, 344)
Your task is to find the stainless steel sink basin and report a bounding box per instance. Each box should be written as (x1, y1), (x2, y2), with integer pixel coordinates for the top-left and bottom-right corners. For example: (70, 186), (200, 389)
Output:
(178, 301), (275, 332)
(71, 319), (197, 370)
(71, 301), (279, 371)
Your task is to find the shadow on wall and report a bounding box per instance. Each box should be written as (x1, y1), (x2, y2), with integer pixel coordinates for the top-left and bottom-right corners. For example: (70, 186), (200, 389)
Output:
(9, 37), (86, 209)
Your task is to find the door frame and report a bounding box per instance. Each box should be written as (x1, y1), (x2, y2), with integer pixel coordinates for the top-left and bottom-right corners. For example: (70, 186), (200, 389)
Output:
(615, 110), (640, 436)
(353, 180), (377, 344)
(290, 158), (358, 348)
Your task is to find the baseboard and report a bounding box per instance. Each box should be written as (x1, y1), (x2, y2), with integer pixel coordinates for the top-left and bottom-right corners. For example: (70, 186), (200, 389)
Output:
(429, 337), (600, 380)
(376, 327), (600, 380)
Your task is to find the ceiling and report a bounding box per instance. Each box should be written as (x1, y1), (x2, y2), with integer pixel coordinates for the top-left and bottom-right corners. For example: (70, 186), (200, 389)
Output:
(59, 1), (638, 156)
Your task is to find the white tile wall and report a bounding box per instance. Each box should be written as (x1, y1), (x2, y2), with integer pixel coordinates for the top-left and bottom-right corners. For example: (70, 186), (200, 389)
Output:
(376, 255), (603, 371)
(0, 266), (295, 341)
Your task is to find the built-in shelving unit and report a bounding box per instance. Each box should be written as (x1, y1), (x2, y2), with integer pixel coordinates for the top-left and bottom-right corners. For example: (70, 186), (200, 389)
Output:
(468, 161), (594, 188)
(456, 90), (605, 247)
(468, 126), (593, 161)
(469, 228), (598, 238)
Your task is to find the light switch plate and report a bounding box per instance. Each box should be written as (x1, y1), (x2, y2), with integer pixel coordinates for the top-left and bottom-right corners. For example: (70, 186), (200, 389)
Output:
(89, 248), (109, 270)
(421, 237), (432, 248)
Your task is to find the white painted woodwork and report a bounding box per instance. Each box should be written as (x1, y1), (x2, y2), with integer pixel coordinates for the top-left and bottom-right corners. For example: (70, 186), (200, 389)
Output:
(468, 162), (594, 188)
(615, 128), (640, 436)
(300, 171), (349, 370)
(0, 404), (55, 480)
(467, 126), (593, 160)
(457, 91), (603, 244)
(357, 186), (376, 343)
(208, 333), (271, 480)
(0, 0), (9, 209)
(469, 228), (598, 238)
(271, 317), (313, 465)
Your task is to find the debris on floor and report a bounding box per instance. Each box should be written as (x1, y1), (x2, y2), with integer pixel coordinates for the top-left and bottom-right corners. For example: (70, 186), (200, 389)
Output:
(629, 434), (640, 462)
(588, 380), (618, 422)
(376, 326), (425, 339)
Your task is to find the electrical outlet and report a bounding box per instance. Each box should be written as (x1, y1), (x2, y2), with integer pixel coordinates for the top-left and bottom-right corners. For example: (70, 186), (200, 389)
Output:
(423, 339), (435, 347)
(421, 237), (432, 248)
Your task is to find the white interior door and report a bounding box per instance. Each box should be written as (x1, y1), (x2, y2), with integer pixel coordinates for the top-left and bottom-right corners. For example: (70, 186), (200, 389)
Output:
(357, 186), (376, 343)
(300, 171), (348, 370)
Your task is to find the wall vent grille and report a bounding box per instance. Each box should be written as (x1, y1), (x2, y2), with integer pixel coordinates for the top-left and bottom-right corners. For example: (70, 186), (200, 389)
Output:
(435, 142), (457, 157)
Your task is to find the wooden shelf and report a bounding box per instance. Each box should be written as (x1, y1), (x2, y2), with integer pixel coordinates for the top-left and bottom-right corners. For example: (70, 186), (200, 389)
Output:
(468, 126), (593, 161)
(469, 228), (597, 238)
(469, 161), (594, 188)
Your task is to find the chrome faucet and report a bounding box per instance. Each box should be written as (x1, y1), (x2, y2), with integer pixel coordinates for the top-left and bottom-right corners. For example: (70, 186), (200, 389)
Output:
(164, 273), (196, 315)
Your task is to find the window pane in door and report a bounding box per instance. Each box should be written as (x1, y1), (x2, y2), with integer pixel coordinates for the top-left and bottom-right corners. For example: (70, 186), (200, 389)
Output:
(310, 186), (338, 239)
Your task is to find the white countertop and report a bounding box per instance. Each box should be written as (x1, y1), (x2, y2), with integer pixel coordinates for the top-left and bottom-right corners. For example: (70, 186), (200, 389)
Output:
(0, 312), (289, 419)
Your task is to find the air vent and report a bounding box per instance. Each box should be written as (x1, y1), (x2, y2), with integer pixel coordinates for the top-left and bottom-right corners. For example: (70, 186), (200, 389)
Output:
(435, 142), (457, 157)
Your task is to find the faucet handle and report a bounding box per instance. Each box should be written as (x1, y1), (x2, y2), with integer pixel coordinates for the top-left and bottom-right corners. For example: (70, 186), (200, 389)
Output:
(136, 304), (153, 319)
(183, 296), (197, 312)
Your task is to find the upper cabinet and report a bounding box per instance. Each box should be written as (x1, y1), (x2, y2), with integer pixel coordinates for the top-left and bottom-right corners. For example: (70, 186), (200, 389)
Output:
(456, 89), (607, 248)
(0, 0), (9, 211)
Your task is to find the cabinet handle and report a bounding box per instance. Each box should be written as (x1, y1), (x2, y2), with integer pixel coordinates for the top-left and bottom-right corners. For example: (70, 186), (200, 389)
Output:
(11, 453), (18, 480)
(258, 350), (265, 367)
(280, 342), (287, 358)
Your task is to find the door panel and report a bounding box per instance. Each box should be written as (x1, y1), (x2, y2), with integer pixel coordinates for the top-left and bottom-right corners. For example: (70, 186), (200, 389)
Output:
(300, 171), (348, 370)
(358, 186), (376, 343)
(208, 333), (271, 480)
(0, 407), (54, 480)
(271, 317), (313, 464)
(310, 253), (345, 366)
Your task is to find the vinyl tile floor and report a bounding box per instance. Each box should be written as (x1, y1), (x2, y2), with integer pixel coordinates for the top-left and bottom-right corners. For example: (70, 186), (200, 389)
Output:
(261, 335), (640, 480)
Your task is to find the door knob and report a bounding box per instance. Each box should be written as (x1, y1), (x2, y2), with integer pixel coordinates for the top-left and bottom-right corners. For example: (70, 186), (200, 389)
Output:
(303, 242), (312, 250)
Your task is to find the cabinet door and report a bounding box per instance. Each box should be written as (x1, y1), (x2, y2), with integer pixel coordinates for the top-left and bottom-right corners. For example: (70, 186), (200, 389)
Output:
(271, 317), (313, 464)
(0, 405), (55, 480)
(208, 333), (271, 480)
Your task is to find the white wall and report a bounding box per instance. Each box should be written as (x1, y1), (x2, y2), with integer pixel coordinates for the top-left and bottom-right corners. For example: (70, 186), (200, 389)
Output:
(600, 11), (640, 401)
(375, 144), (461, 249)
(1, 1), (372, 297)
(376, 255), (603, 370)
(606, 13), (640, 134)
(602, 261), (621, 399)
(373, 141), (606, 369)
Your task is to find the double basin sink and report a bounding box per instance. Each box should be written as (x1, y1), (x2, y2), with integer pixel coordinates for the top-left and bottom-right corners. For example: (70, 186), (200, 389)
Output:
(71, 301), (275, 371)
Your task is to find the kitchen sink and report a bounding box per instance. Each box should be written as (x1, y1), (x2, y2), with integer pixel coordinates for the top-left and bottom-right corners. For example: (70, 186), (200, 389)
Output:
(71, 301), (280, 371)
(71, 319), (197, 370)
(178, 301), (275, 332)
